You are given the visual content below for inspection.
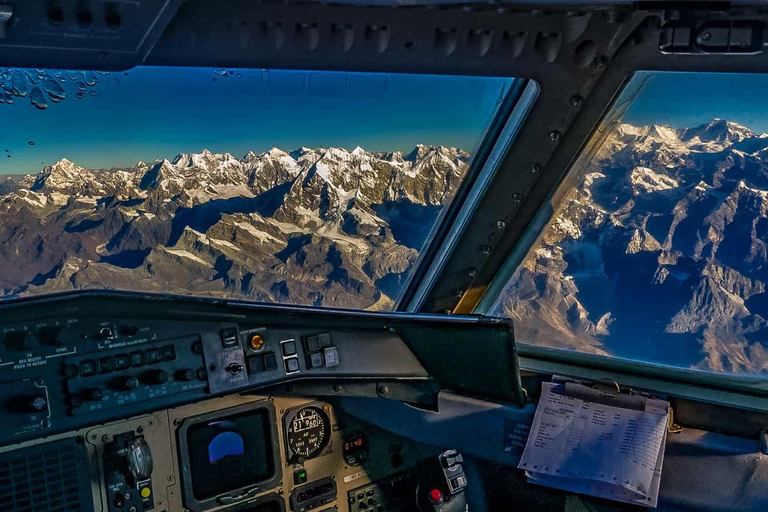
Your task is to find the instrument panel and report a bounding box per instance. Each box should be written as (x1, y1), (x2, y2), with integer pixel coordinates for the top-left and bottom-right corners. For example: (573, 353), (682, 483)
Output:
(0, 292), (515, 512)
(0, 393), (454, 512)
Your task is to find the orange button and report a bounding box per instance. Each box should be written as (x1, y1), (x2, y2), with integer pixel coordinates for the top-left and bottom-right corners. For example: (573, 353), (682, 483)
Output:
(248, 334), (264, 350)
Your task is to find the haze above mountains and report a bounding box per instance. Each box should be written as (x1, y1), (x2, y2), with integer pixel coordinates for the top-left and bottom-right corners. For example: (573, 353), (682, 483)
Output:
(496, 118), (768, 375)
(0, 144), (469, 310)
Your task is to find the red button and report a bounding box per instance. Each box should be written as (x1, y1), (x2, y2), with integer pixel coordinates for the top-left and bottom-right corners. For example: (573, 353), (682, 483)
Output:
(429, 489), (443, 504)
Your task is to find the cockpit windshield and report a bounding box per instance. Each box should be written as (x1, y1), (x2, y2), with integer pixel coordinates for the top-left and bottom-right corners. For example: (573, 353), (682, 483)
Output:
(0, 67), (512, 309)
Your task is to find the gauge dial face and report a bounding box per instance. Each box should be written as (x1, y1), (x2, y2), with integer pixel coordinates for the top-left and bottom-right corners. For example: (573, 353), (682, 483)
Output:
(286, 406), (330, 460)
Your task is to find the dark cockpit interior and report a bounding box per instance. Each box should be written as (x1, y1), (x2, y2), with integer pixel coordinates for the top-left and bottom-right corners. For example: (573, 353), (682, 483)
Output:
(1, 1), (768, 512)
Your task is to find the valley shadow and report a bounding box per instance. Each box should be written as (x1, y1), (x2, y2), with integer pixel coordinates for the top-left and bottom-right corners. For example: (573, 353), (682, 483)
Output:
(563, 230), (705, 367)
(372, 200), (441, 250)
(168, 182), (293, 246)
(65, 218), (104, 233)
(100, 248), (151, 269)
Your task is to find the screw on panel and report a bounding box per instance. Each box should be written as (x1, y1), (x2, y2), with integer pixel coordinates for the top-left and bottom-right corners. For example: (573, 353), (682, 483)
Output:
(531, 163), (542, 174)
(455, 289), (465, 298)
(174, 418), (182, 426)
(496, 220), (506, 230)
(102, 434), (110, 442)
(570, 95), (584, 108)
(481, 245), (492, 255)
(512, 193), (523, 203)
(378, 385), (389, 395)
(468, 268), (478, 278)
(333, 384), (342, 392)
(136, 426), (144, 434)
(549, 131), (562, 143)
(167, 475), (174, 482)
(701, 31), (712, 41)
(593, 55), (609, 67)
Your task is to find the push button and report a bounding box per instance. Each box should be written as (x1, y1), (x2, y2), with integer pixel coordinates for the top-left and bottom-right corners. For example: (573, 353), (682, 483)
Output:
(145, 349), (160, 364)
(281, 340), (297, 356)
(220, 327), (238, 348)
(160, 345), (176, 361)
(130, 351), (145, 367)
(323, 347), (339, 367)
(98, 357), (114, 373)
(113, 354), (130, 370)
(308, 352), (324, 369)
(285, 357), (300, 373)
(80, 360), (97, 377)
(263, 352), (278, 371)
(248, 356), (265, 373)
(305, 335), (320, 352)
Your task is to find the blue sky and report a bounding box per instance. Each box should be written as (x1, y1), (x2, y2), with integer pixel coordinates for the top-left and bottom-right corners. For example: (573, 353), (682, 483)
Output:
(622, 72), (768, 133)
(0, 67), (511, 175)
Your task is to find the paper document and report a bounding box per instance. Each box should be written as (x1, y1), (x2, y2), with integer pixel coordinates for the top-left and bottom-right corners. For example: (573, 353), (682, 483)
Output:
(519, 382), (669, 507)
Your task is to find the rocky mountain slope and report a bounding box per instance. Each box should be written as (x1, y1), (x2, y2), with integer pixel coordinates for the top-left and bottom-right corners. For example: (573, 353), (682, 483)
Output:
(496, 118), (768, 375)
(0, 145), (469, 310)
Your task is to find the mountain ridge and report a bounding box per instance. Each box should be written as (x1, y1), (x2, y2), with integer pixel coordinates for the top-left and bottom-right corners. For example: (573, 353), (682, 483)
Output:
(0, 143), (470, 311)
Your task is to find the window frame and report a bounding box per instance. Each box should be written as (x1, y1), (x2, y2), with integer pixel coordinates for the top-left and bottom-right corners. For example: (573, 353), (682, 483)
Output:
(473, 70), (768, 410)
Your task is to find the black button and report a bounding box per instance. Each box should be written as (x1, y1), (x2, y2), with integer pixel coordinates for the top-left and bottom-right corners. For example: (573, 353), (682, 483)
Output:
(263, 352), (277, 370)
(248, 355), (265, 373)
(145, 349), (160, 364)
(98, 357), (114, 374)
(113, 354), (130, 370)
(305, 335), (320, 351)
(308, 352), (324, 369)
(130, 351), (145, 367)
(220, 327), (238, 348)
(323, 347), (339, 367)
(80, 360), (97, 377)
(366, 490), (374, 497)
(281, 340), (297, 356)
(64, 363), (79, 378)
(357, 493), (365, 500)
(160, 345), (176, 361)
(285, 357), (300, 373)
(317, 333), (332, 348)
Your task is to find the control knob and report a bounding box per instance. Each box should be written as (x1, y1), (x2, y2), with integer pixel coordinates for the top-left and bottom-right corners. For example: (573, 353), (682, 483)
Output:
(84, 388), (104, 401)
(175, 369), (196, 382)
(112, 376), (139, 391)
(141, 369), (169, 385)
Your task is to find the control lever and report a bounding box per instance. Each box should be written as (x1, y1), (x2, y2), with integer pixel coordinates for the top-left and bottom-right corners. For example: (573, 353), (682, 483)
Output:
(126, 436), (154, 482)
(417, 449), (468, 512)
(103, 432), (155, 512)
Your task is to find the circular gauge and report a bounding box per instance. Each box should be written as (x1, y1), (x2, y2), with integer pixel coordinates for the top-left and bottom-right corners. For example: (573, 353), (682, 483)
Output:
(286, 406), (331, 460)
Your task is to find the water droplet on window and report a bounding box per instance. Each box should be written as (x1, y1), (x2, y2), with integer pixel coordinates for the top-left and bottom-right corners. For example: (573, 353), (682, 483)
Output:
(29, 87), (49, 110)
(75, 81), (87, 91)
(11, 70), (28, 97)
(89, 90), (96, 96)
(83, 71), (99, 86)
(212, 77), (218, 82)
(6, 154), (10, 158)
(42, 79), (66, 100)
(236, 73), (242, 78)
(28, 141), (35, 146)
(76, 92), (85, 99)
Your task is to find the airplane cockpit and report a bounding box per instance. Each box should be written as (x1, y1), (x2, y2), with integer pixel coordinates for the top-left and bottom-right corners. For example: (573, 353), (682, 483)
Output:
(0, 1), (767, 511)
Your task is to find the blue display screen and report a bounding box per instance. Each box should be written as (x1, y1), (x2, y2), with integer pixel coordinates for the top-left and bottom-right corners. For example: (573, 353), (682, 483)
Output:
(208, 431), (245, 463)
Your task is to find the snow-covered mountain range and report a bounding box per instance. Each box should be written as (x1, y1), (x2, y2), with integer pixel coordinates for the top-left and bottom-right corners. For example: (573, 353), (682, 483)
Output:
(497, 118), (768, 375)
(0, 145), (469, 310)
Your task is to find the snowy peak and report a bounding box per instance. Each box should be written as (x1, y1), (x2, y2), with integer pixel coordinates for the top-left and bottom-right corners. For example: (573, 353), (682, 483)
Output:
(682, 119), (756, 143)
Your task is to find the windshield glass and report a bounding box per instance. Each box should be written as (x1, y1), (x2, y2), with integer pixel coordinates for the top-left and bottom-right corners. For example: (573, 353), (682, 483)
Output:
(0, 67), (512, 309)
(490, 71), (768, 376)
